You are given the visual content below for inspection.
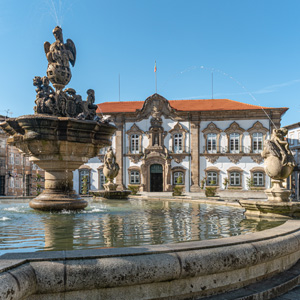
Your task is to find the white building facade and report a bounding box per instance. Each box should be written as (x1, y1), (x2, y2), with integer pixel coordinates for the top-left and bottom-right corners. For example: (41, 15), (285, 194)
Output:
(73, 94), (287, 194)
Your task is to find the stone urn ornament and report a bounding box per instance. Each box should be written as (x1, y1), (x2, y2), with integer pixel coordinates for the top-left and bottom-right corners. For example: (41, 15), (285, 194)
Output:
(262, 127), (295, 201)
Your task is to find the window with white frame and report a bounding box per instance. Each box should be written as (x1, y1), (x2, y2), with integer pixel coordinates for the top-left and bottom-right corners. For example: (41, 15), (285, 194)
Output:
(98, 169), (105, 190)
(130, 134), (139, 154)
(230, 133), (240, 153)
(130, 171), (140, 184)
(253, 172), (264, 187)
(79, 169), (90, 194)
(290, 134), (294, 145)
(206, 172), (218, 186)
(252, 132), (263, 153)
(173, 171), (184, 185)
(174, 133), (183, 153)
(207, 133), (217, 153)
(230, 172), (241, 186)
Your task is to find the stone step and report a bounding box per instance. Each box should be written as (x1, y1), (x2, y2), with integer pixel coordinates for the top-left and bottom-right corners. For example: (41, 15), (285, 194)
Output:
(200, 259), (300, 300)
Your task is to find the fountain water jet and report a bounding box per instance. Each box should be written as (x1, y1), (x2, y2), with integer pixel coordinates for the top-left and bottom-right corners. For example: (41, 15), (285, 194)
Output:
(0, 26), (116, 211)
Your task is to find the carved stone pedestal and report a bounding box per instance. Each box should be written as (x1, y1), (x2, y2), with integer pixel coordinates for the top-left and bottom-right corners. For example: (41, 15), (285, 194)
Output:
(29, 165), (88, 211)
(265, 180), (291, 202)
(104, 182), (118, 191)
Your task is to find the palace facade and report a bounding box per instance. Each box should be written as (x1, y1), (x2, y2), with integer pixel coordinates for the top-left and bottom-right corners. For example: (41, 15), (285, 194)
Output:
(0, 115), (45, 196)
(73, 94), (287, 194)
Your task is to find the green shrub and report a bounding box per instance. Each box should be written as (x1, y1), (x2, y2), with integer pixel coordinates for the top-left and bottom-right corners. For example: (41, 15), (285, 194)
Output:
(205, 186), (217, 197)
(223, 177), (229, 189)
(128, 185), (140, 195)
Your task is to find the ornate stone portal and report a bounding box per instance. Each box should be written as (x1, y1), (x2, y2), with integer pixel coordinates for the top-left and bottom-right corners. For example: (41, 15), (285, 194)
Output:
(0, 27), (116, 211)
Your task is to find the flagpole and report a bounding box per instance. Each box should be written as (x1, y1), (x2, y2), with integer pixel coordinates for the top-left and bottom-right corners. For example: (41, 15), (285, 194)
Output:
(154, 61), (157, 93)
(119, 73), (121, 101)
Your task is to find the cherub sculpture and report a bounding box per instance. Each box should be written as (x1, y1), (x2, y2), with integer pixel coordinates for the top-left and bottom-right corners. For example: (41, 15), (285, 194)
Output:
(103, 147), (120, 190)
(44, 26), (76, 90)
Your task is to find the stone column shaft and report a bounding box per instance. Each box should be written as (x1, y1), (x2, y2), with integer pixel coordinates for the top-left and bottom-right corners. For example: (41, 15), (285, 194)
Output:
(190, 120), (201, 192)
(115, 122), (125, 190)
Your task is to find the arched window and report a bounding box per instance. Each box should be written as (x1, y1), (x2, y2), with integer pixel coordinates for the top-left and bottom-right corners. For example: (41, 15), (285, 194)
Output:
(206, 172), (218, 186)
(252, 132), (263, 153)
(130, 171), (140, 184)
(173, 171), (184, 185)
(174, 133), (183, 153)
(131, 134), (139, 154)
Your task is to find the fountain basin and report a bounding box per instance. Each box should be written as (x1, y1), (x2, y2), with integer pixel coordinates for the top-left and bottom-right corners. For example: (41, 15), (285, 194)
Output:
(239, 199), (300, 218)
(90, 190), (131, 199)
(1, 218), (300, 300)
(0, 115), (116, 211)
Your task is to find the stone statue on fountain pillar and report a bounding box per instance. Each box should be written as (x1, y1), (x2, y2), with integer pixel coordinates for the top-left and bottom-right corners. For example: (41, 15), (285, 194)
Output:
(262, 127), (296, 201)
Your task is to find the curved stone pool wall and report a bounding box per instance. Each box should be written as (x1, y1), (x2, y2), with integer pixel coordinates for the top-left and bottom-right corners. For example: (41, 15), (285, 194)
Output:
(1, 220), (300, 300)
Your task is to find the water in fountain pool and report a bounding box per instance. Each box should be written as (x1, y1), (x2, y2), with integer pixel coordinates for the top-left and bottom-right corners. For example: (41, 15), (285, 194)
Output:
(0, 198), (284, 255)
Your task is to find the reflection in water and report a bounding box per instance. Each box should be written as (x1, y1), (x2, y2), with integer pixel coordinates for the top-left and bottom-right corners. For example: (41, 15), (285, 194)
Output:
(0, 199), (284, 254)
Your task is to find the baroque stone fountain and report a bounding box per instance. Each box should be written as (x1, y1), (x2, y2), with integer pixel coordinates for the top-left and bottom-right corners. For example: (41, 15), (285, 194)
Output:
(0, 26), (116, 211)
(239, 127), (300, 218)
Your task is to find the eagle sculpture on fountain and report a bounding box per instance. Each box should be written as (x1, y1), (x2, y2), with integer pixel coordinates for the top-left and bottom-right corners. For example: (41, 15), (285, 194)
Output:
(44, 26), (76, 91)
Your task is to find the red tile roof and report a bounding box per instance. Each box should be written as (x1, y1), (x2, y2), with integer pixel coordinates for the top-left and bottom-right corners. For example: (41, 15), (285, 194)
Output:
(97, 99), (285, 114)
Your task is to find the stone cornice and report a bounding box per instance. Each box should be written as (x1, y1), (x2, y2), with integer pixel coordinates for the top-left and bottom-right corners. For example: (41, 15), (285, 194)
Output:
(201, 153), (264, 164)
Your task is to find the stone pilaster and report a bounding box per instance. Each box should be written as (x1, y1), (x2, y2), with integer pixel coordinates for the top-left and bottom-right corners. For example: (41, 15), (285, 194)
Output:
(190, 120), (201, 192)
(114, 120), (125, 190)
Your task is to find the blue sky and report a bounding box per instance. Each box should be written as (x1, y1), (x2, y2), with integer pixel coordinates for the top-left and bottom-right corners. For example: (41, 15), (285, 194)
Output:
(0, 0), (299, 126)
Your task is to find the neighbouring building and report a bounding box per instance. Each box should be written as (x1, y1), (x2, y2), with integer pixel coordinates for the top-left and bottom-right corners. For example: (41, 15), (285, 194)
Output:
(286, 122), (300, 200)
(0, 115), (45, 196)
(73, 93), (287, 195)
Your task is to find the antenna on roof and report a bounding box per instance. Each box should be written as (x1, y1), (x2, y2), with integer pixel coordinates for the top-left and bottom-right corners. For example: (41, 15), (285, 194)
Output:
(211, 71), (214, 99)
(119, 73), (121, 101)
